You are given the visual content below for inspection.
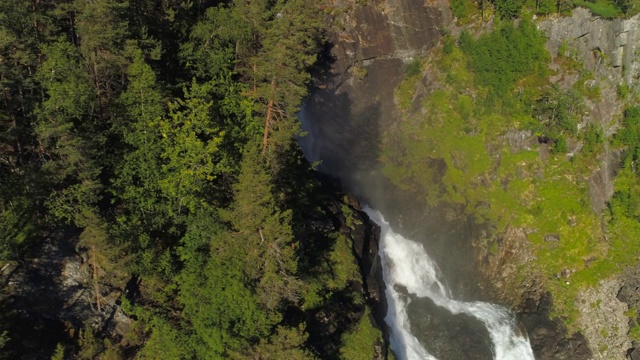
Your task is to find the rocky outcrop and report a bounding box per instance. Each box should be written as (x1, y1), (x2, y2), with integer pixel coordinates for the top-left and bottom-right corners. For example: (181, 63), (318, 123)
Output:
(323, 0), (451, 77)
(539, 8), (640, 86)
(346, 198), (386, 310)
(577, 278), (631, 359)
(589, 146), (622, 213)
(476, 226), (543, 307)
(542, 10), (640, 221)
(539, 9), (638, 213)
(0, 235), (132, 358)
(617, 266), (640, 359)
(519, 293), (592, 360)
(303, 175), (390, 358)
(407, 295), (494, 360)
(301, 0), (452, 185)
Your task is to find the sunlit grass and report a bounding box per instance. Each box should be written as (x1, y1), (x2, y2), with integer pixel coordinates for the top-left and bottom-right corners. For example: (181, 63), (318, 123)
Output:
(573, 0), (623, 18)
(382, 32), (636, 330)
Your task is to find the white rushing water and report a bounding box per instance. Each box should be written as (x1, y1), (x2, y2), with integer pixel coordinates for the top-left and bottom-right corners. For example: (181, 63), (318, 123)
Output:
(364, 207), (535, 360)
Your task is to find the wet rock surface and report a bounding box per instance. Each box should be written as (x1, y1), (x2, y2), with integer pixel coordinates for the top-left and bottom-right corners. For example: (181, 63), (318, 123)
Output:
(476, 226), (542, 307)
(407, 295), (493, 360)
(519, 293), (592, 360)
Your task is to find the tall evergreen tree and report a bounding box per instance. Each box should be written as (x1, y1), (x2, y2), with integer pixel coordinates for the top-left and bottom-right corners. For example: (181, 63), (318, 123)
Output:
(244, 0), (323, 158)
(0, 0), (57, 261)
(73, 0), (130, 102)
(223, 142), (300, 309)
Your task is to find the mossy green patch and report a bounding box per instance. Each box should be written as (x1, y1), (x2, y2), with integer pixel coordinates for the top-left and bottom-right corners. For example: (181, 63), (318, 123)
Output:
(339, 307), (383, 360)
(573, 0), (623, 18)
(381, 23), (631, 330)
(300, 231), (363, 310)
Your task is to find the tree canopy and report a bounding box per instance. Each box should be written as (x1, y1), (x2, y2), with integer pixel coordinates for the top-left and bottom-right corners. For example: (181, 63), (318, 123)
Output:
(0, 0), (384, 359)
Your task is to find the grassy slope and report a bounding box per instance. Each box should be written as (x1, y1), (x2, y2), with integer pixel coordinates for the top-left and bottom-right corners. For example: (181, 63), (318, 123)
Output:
(382, 29), (640, 328)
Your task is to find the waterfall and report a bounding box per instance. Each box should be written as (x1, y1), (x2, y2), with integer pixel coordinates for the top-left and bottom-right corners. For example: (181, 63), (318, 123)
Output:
(364, 207), (535, 360)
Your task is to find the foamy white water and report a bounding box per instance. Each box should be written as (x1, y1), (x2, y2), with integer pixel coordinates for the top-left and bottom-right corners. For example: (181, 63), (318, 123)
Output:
(364, 207), (535, 360)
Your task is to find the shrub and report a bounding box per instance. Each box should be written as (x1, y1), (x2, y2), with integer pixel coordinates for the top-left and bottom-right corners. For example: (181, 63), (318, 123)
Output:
(494, 0), (526, 18)
(581, 123), (603, 154)
(405, 58), (422, 77)
(443, 36), (455, 55)
(460, 19), (549, 100)
(552, 135), (569, 154)
(452, 0), (470, 19)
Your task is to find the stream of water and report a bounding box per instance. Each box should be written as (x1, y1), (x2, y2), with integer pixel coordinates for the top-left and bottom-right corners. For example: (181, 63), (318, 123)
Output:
(364, 207), (535, 360)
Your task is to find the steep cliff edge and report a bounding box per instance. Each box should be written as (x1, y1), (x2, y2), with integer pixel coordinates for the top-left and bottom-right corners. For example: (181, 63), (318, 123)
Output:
(304, 2), (640, 359)
(536, 9), (640, 359)
(540, 8), (637, 215)
(540, 8), (640, 87)
(303, 0), (451, 183)
(304, 0), (489, 302)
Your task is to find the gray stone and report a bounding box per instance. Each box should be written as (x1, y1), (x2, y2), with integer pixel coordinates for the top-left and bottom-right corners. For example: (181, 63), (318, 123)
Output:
(539, 8), (640, 86)
(544, 234), (561, 242)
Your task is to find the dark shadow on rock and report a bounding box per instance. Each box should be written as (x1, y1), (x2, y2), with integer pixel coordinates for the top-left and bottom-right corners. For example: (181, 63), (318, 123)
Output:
(0, 230), (134, 359)
(407, 296), (494, 360)
(305, 287), (366, 359)
(518, 292), (592, 360)
(1, 233), (79, 358)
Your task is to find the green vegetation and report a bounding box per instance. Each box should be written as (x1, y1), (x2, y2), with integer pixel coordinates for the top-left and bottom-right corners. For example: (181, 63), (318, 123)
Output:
(573, 0), (624, 17)
(494, 0), (525, 18)
(0, 0), (385, 358)
(451, 0), (639, 24)
(458, 19), (549, 107)
(383, 19), (639, 328)
(406, 57), (423, 77)
(451, 0), (472, 19)
(606, 109), (640, 283)
(630, 324), (640, 341)
(340, 307), (383, 360)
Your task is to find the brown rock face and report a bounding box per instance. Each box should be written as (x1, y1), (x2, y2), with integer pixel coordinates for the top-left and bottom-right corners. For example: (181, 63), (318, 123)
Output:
(300, 0), (451, 188)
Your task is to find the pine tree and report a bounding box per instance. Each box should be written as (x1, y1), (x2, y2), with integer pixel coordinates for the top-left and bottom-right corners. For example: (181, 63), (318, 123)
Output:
(73, 0), (130, 102)
(223, 142), (300, 309)
(252, 325), (313, 360)
(0, 0), (57, 262)
(244, 0), (323, 157)
(176, 209), (275, 358)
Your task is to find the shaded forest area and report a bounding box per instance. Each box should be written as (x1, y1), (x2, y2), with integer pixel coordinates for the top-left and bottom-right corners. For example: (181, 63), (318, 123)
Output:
(0, 0), (384, 358)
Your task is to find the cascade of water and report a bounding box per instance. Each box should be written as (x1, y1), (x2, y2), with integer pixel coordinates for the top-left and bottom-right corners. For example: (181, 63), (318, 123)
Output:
(364, 206), (535, 360)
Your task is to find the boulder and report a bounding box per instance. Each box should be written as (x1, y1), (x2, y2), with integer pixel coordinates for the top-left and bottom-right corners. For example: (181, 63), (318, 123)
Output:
(408, 296), (494, 360)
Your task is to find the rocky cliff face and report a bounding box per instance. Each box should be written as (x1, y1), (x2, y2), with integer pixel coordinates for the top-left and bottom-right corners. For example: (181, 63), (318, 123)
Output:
(304, 2), (640, 360)
(540, 8), (640, 86)
(302, 0), (488, 302)
(538, 11), (640, 359)
(540, 9), (639, 215)
(0, 234), (132, 358)
(302, 0), (451, 185)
